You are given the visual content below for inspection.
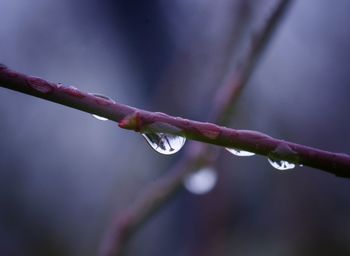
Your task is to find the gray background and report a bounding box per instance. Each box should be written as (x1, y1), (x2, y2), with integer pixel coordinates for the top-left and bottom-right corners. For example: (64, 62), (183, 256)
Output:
(1, 0), (350, 255)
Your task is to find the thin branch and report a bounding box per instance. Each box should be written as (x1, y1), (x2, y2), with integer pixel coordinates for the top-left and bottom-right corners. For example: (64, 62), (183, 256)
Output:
(210, 0), (292, 124)
(0, 65), (349, 175)
(99, 145), (204, 256)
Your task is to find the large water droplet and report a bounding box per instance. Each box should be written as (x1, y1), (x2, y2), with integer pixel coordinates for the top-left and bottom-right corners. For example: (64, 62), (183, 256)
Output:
(142, 132), (186, 155)
(268, 158), (295, 170)
(183, 167), (217, 195)
(90, 93), (114, 121)
(226, 147), (255, 156)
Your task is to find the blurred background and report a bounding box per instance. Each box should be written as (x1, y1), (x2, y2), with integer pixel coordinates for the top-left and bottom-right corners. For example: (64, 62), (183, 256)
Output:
(1, 0), (350, 255)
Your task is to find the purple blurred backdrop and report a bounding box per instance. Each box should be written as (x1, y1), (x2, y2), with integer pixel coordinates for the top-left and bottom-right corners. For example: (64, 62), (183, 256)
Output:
(1, 0), (350, 255)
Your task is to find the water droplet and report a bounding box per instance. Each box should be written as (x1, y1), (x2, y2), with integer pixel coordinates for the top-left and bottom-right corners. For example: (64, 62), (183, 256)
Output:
(142, 132), (186, 155)
(27, 77), (54, 94)
(90, 93), (115, 121)
(268, 158), (295, 170)
(92, 114), (109, 121)
(183, 167), (217, 195)
(65, 86), (85, 98)
(226, 147), (255, 156)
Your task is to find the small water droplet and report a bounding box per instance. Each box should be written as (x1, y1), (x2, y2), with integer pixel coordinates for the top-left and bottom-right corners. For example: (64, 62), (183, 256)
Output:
(142, 132), (186, 155)
(183, 167), (217, 195)
(90, 93), (115, 121)
(92, 114), (109, 121)
(27, 77), (54, 94)
(64, 86), (85, 98)
(226, 147), (255, 156)
(268, 158), (295, 170)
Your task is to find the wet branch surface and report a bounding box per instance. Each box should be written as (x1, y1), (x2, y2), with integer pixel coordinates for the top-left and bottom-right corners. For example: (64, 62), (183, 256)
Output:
(0, 1), (349, 255)
(0, 64), (348, 176)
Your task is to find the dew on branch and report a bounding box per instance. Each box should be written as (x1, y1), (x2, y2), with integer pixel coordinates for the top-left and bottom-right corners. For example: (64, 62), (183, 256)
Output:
(142, 132), (186, 155)
(26, 77), (54, 94)
(225, 147), (255, 157)
(63, 86), (85, 99)
(89, 93), (115, 121)
(268, 158), (295, 170)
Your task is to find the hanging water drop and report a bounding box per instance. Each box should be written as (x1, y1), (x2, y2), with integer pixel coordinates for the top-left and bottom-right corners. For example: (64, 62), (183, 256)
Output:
(268, 158), (295, 170)
(142, 132), (186, 155)
(92, 115), (109, 121)
(226, 147), (255, 156)
(89, 93), (114, 121)
(183, 167), (217, 195)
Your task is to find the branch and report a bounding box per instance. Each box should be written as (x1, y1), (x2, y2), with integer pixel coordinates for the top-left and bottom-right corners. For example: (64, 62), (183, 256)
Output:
(0, 65), (349, 176)
(99, 149), (202, 256)
(210, 0), (292, 123)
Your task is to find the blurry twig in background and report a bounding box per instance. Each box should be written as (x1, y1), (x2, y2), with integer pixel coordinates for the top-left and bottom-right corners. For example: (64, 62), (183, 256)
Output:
(209, 0), (293, 124)
(98, 1), (295, 255)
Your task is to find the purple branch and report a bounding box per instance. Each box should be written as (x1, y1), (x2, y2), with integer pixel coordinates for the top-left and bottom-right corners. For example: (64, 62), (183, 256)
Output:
(1, 65), (349, 176)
